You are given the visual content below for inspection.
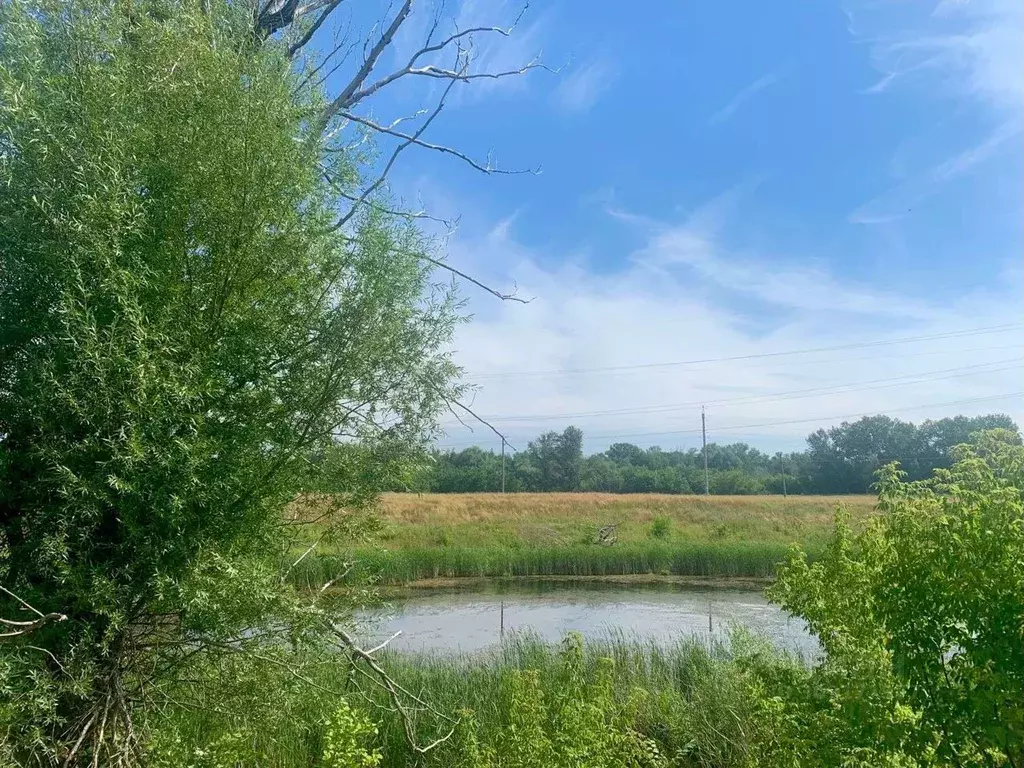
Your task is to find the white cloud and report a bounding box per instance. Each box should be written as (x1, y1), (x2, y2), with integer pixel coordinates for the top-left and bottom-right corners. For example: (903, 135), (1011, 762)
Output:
(847, 0), (1024, 224)
(849, 118), (1022, 224)
(553, 56), (617, 113)
(708, 71), (785, 126)
(851, 0), (1023, 113)
(432, 202), (1024, 453)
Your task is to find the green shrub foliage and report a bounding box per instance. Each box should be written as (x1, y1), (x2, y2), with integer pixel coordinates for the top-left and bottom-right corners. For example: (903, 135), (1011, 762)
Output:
(762, 430), (1024, 766)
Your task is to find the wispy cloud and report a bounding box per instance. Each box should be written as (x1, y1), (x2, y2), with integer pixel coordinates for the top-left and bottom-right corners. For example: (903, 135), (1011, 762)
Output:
(850, 119), (1022, 224)
(850, 0), (1023, 113)
(847, 0), (1023, 223)
(553, 56), (617, 113)
(708, 70), (785, 126)
(425, 190), (1023, 452)
(635, 192), (940, 321)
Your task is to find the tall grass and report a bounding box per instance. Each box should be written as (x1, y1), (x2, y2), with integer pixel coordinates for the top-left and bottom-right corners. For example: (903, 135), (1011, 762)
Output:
(155, 632), (791, 767)
(290, 541), (800, 587)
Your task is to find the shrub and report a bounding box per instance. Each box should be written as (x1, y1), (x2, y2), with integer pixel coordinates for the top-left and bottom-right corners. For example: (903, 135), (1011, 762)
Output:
(648, 516), (673, 540)
(322, 702), (383, 768)
(763, 431), (1024, 765)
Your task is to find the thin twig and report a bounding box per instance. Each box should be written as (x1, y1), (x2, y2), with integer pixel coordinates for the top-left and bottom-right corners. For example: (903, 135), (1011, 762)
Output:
(337, 111), (537, 175)
(422, 254), (531, 303)
(445, 398), (517, 451)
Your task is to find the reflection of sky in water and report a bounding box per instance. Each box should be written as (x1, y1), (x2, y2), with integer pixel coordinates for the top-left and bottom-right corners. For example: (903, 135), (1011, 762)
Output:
(354, 584), (818, 660)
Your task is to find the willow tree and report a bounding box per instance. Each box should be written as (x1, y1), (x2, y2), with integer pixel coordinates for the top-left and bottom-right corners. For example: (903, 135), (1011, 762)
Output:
(0, 0), (537, 762)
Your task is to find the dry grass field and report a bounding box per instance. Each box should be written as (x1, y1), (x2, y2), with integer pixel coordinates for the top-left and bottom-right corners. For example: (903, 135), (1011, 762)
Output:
(372, 492), (876, 550)
(288, 493), (877, 585)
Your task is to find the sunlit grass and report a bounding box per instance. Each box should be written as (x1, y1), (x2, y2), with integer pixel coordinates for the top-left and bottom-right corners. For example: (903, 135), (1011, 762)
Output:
(290, 493), (873, 585)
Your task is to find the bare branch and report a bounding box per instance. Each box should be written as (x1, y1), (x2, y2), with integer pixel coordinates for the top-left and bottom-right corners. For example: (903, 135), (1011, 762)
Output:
(288, 0), (345, 56)
(403, 56), (555, 84)
(330, 75), (457, 231)
(334, 4), (541, 112)
(366, 630), (402, 656)
(445, 398), (517, 451)
(318, 0), (414, 133)
(422, 254), (531, 304)
(331, 625), (457, 754)
(319, 165), (458, 229)
(0, 585), (67, 639)
(281, 534), (326, 585)
(296, 24), (359, 93)
(338, 110), (538, 175)
(256, 0), (338, 38)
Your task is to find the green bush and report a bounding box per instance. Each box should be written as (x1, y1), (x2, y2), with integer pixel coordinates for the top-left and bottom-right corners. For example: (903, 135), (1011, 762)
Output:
(761, 430), (1024, 766)
(648, 516), (673, 540)
(322, 702), (383, 768)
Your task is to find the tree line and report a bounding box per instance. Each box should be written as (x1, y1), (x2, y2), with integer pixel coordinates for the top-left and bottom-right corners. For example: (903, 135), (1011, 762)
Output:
(405, 413), (1018, 495)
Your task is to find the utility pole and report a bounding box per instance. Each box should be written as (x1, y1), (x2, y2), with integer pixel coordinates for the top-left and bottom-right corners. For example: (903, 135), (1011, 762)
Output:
(701, 406), (710, 496)
(501, 437), (506, 494)
(779, 452), (788, 498)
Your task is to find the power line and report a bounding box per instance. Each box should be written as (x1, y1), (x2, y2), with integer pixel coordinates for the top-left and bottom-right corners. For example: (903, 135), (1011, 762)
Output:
(464, 358), (1024, 423)
(576, 392), (1024, 442)
(467, 323), (1024, 380)
(434, 391), (1024, 448)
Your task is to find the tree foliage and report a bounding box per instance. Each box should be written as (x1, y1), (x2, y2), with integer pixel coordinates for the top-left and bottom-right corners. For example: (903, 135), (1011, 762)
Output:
(410, 414), (1019, 495)
(760, 429), (1024, 765)
(0, 0), (459, 761)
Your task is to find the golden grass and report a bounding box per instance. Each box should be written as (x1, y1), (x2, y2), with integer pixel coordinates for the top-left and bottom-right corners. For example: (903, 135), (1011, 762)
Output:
(291, 494), (876, 584)
(379, 492), (872, 522)
(366, 492), (875, 550)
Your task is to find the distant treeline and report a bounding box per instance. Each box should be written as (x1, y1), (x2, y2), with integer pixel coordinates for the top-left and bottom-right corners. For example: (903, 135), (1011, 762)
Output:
(403, 413), (1018, 495)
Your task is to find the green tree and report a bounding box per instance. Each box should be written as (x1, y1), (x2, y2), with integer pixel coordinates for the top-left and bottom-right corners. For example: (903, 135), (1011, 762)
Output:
(0, 0), (470, 761)
(518, 427), (584, 492)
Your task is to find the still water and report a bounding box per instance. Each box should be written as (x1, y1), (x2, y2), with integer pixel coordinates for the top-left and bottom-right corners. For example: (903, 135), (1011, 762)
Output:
(355, 580), (817, 658)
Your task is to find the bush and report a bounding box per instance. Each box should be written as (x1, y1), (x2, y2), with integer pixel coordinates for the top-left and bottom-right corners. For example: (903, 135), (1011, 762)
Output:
(648, 516), (672, 540)
(322, 702), (383, 768)
(763, 431), (1024, 766)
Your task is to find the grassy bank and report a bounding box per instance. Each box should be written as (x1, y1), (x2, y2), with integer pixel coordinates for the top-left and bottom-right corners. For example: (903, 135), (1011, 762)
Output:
(293, 493), (874, 585)
(157, 632), (787, 767)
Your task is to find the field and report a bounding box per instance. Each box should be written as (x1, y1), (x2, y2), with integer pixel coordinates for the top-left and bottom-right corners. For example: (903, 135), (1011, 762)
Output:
(293, 493), (876, 586)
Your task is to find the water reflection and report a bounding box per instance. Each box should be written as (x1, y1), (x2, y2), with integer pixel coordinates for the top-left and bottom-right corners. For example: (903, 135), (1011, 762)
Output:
(355, 580), (817, 658)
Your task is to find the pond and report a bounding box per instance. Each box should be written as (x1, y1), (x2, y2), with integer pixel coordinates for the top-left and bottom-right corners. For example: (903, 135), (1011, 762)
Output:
(354, 579), (818, 659)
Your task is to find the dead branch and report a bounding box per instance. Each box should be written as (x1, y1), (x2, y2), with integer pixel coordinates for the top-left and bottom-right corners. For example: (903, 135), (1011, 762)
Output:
(287, 0), (345, 56)
(330, 625), (457, 754)
(319, 162), (457, 229)
(262, 2), (547, 306)
(423, 255), (531, 303)
(0, 585), (67, 639)
(323, 3), (546, 120)
(255, 0), (339, 39)
(330, 73), (457, 231)
(316, 0), (414, 133)
(444, 398), (517, 451)
(337, 110), (538, 175)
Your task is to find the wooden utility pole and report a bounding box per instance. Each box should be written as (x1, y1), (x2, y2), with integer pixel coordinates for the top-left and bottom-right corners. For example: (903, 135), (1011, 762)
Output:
(781, 453), (788, 497)
(701, 406), (710, 495)
(501, 438), (506, 493)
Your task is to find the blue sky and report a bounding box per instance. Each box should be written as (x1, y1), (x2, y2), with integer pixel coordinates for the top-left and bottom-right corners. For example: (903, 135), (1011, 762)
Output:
(325, 0), (1024, 453)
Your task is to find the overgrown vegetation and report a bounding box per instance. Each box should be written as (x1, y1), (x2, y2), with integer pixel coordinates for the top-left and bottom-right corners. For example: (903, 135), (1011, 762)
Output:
(2, 0), (1021, 764)
(406, 414), (1017, 494)
(147, 431), (1024, 767)
(0, 0), (460, 762)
